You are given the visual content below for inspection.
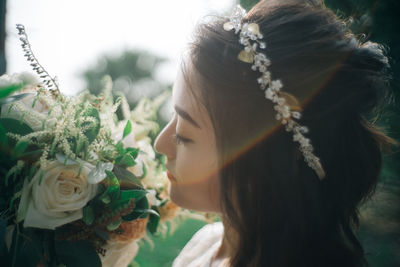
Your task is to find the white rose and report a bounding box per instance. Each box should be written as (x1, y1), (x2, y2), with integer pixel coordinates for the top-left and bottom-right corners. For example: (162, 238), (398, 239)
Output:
(100, 240), (139, 267)
(17, 160), (98, 230)
(0, 85), (61, 131)
(127, 138), (156, 177)
(0, 72), (39, 88)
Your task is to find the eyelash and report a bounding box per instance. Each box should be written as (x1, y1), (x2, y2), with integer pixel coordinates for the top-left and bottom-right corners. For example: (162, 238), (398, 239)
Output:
(173, 133), (191, 145)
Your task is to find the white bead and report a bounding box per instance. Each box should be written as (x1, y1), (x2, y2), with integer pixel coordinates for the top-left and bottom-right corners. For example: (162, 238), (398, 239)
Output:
(283, 110), (291, 118)
(265, 89), (274, 100)
(277, 97), (285, 105)
(299, 126), (309, 133)
(292, 111), (301, 119)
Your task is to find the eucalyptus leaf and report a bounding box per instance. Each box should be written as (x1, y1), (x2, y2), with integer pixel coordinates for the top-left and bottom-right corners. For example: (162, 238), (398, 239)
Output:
(87, 161), (114, 184)
(97, 171), (120, 203)
(82, 205), (94, 225)
(0, 93), (34, 106)
(93, 229), (110, 241)
(100, 194), (111, 204)
(106, 218), (122, 231)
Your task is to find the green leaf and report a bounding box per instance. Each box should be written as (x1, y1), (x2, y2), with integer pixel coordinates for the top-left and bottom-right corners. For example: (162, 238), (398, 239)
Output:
(135, 208), (159, 217)
(13, 141), (29, 157)
(126, 147), (139, 159)
(0, 124), (7, 146)
(147, 210), (160, 234)
(0, 84), (25, 99)
(122, 197), (149, 221)
(116, 153), (136, 168)
(123, 120), (132, 139)
(9, 227), (43, 267)
(55, 240), (102, 267)
(82, 205), (95, 225)
(139, 163), (147, 179)
(0, 217), (7, 258)
(120, 189), (148, 201)
(113, 165), (142, 187)
(0, 118), (33, 136)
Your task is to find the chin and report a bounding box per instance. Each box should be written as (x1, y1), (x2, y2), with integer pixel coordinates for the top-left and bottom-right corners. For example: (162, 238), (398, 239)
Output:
(168, 181), (221, 213)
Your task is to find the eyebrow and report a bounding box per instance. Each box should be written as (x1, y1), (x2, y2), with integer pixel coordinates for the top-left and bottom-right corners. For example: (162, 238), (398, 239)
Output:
(174, 105), (201, 129)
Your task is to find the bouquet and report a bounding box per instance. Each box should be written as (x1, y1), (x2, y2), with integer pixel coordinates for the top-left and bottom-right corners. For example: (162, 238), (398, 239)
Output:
(0, 25), (180, 267)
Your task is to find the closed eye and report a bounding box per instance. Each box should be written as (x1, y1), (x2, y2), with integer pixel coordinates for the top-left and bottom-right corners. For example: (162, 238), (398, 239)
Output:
(172, 133), (192, 145)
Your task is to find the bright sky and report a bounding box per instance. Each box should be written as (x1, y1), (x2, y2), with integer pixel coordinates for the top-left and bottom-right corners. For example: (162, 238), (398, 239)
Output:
(6, 0), (235, 95)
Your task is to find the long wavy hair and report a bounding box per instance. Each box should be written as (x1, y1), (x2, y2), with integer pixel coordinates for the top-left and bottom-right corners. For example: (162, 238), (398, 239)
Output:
(184, 0), (398, 266)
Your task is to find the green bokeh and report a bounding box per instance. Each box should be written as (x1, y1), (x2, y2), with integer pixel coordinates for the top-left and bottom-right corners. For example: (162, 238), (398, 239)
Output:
(132, 219), (207, 267)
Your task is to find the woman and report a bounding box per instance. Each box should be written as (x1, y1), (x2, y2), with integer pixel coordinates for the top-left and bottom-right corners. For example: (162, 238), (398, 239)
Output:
(154, 0), (398, 266)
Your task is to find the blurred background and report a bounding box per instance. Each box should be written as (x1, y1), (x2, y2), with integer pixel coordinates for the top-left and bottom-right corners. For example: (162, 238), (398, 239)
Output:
(1, 0), (399, 266)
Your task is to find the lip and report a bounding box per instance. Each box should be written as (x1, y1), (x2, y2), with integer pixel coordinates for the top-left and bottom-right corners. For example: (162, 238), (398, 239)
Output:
(166, 170), (177, 182)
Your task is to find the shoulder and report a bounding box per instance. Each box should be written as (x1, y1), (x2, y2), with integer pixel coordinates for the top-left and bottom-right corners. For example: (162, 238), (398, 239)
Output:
(173, 222), (224, 267)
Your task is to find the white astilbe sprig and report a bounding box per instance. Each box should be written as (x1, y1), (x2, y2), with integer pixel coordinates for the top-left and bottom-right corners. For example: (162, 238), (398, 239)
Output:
(16, 24), (60, 92)
(223, 5), (326, 180)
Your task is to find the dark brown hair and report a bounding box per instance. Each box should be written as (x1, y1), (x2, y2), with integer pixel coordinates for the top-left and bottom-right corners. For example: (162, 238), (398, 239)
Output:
(184, 0), (398, 266)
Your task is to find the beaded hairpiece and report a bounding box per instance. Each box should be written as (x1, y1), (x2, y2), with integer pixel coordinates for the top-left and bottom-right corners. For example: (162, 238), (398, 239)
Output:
(223, 5), (326, 180)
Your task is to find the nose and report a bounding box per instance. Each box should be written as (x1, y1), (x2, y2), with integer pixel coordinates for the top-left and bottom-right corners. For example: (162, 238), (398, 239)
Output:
(154, 120), (176, 160)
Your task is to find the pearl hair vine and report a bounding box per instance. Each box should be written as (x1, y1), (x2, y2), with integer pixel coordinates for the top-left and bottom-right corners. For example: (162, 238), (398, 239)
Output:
(223, 5), (326, 180)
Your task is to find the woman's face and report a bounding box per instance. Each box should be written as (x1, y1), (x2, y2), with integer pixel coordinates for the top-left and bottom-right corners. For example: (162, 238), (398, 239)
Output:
(154, 67), (221, 212)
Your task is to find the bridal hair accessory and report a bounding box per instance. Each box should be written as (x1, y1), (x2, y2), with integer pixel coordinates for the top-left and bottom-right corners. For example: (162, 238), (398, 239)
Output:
(223, 5), (326, 180)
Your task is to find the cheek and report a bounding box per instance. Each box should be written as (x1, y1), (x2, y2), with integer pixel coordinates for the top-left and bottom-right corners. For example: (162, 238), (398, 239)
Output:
(174, 144), (218, 183)
(169, 171), (221, 213)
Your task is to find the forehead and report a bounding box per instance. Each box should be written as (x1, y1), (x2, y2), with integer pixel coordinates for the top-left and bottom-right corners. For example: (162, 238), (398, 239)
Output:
(172, 66), (211, 130)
